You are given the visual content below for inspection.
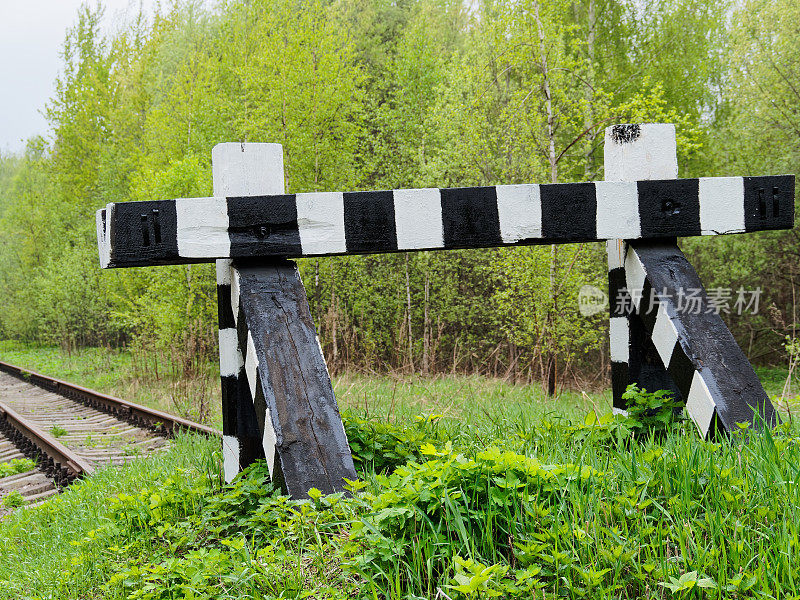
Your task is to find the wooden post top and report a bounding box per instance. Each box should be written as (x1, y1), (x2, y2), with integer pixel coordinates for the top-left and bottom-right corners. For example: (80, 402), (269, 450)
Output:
(96, 126), (795, 269)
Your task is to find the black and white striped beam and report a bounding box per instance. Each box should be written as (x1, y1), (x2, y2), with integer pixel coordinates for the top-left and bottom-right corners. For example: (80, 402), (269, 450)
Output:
(96, 175), (795, 268)
(222, 259), (357, 497)
(620, 241), (777, 435)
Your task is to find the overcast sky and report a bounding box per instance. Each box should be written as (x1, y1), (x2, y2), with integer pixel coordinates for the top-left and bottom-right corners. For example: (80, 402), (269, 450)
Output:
(0, 1), (160, 154)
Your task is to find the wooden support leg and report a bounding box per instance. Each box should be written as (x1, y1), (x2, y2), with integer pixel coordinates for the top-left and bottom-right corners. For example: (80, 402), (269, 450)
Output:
(608, 239), (682, 415)
(225, 258), (357, 498)
(617, 240), (777, 435)
(218, 258), (265, 482)
(608, 240), (631, 414)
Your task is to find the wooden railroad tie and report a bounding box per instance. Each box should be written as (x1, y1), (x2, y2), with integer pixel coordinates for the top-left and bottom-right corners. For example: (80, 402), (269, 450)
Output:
(96, 123), (795, 498)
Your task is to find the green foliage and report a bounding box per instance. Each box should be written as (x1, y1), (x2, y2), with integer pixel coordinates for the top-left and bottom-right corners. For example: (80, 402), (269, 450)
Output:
(49, 424), (68, 438)
(623, 384), (684, 437)
(0, 459), (36, 478)
(4, 408), (800, 598)
(343, 411), (446, 475)
(1, 491), (25, 509)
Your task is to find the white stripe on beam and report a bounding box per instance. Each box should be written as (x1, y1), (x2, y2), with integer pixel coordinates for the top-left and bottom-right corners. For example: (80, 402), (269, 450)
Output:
(595, 181), (640, 239)
(296, 192), (346, 255)
(219, 328), (243, 377)
(393, 188), (444, 249)
(606, 240), (626, 270)
(604, 123), (678, 181)
(216, 259), (232, 285)
(262, 407), (278, 476)
(609, 317), (630, 363)
(222, 435), (240, 483)
(176, 197), (230, 258)
(651, 303), (679, 367)
(96, 206), (112, 269)
(624, 248), (647, 312)
(700, 177), (745, 235)
(231, 269), (241, 325)
(496, 184), (541, 243)
(244, 332), (259, 401)
(685, 371), (717, 436)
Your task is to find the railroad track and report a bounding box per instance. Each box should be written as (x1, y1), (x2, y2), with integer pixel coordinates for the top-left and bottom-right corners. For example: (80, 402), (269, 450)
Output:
(0, 360), (218, 512)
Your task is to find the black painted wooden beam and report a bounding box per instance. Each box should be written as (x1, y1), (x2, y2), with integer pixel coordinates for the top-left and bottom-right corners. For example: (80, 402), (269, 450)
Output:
(96, 175), (795, 268)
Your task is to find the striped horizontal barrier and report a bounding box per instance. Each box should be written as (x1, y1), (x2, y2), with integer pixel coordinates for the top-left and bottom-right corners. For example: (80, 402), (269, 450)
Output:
(96, 175), (794, 268)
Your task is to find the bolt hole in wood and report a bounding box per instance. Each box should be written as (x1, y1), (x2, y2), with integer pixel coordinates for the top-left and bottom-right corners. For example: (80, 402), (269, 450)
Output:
(139, 209), (163, 247)
(661, 198), (681, 216)
(758, 187), (780, 220)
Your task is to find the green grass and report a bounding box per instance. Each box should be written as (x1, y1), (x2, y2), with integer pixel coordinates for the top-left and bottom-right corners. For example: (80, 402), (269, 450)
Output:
(2, 410), (800, 599)
(334, 371), (611, 428)
(0, 458), (35, 478)
(3, 340), (796, 428)
(49, 424), (68, 438)
(0, 433), (218, 599)
(2, 342), (800, 598)
(0, 341), (612, 431)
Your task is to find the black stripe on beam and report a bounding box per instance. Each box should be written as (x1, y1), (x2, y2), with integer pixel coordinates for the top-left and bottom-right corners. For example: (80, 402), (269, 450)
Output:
(228, 195), (302, 257)
(344, 191), (398, 253)
(108, 200), (179, 266)
(235, 365), (266, 466)
(217, 284), (236, 329)
(608, 267), (628, 316)
(441, 187), (502, 248)
(666, 343), (695, 400)
(638, 279), (659, 334)
(611, 361), (629, 410)
(221, 375), (238, 436)
(638, 179), (700, 237)
(253, 371), (268, 443)
(541, 182), (597, 240)
(744, 175), (794, 232)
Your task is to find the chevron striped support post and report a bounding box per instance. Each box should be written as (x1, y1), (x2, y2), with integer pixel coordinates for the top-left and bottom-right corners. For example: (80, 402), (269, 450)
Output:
(605, 124), (779, 435)
(212, 143), (356, 496)
(213, 144), (284, 483)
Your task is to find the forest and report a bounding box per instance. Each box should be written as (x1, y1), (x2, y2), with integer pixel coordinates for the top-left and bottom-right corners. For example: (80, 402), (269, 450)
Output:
(0, 0), (798, 393)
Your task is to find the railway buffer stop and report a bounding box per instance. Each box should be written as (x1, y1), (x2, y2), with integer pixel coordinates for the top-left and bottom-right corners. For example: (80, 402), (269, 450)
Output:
(96, 123), (795, 499)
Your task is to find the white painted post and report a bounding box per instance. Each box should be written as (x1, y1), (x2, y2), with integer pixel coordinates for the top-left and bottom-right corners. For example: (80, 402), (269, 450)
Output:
(213, 143), (284, 483)
(604, 124), (678, 414)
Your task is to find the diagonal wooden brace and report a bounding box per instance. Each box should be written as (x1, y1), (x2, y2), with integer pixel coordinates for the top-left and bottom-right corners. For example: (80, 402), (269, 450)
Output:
(225, 258), (357, 497)
(613, 240), (777, 435)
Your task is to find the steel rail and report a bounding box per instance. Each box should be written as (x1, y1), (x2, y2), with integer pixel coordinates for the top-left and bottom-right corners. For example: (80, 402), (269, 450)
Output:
(0, 400), (94, 485)
(0, 360), (220, 438)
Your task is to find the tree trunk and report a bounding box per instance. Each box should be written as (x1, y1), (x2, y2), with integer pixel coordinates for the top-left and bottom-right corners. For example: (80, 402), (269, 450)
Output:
(535, 1), (559, 396)
(423, 267), (430, 375)
(405, 253), (414, 373)
(584, 0), (597, 180)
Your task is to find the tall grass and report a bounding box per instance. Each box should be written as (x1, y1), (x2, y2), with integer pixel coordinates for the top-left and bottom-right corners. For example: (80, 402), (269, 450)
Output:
(0, 433), (218, 599)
